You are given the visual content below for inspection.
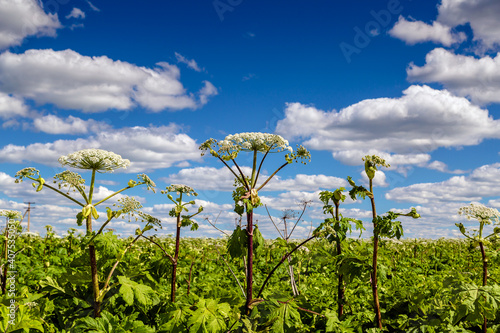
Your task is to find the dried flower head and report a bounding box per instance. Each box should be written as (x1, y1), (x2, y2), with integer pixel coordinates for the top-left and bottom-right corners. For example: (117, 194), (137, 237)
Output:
(59, 149), (130, 172)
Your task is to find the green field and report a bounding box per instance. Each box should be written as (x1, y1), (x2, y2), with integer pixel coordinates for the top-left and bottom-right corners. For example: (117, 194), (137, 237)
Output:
(2, 232), (500, 332)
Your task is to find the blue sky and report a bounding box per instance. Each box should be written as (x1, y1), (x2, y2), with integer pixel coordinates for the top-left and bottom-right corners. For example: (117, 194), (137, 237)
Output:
(1, 0), (500, 239)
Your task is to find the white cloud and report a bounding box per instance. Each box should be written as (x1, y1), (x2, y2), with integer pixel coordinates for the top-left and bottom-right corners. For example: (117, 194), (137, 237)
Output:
(427, 160), (466, 174)
(0, 92), (29, 119)
(0, 0), (61, 50)
(386, 163), (500, 204)
(407, 48), (500, 105)
(175, 52), (203, 72)
(66, 8), (85, 19)
(33, 114), (111, 134)
(437, 0), (500, 51)
(0, 49), (217, 112)
(276, 86), (500, 165)
(0, 124), (201, 172)
(389, 16), (465, 46)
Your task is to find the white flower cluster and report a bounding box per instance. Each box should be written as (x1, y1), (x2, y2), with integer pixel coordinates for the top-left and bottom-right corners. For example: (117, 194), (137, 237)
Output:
(162, 184), (198, 196)
(22, 231), (40, 238)
(0, 209), (22, 221)
(54, 170), (85, 193)
(219, 132), (293, 153)
(59, 149), (130, 172)
(14, 167), (39, 183)
(458, 203), (500, 225)
(116, 196), (143, 214)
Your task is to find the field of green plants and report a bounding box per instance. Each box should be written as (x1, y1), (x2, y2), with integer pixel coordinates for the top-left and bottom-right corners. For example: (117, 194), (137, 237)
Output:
(2, 234), (500, 332)
(2, 133), (500, 332)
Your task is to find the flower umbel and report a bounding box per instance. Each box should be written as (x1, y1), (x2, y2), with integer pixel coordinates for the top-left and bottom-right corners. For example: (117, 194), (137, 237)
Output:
(162, 184), (198, 196)
(59, 149), (130, 172)
(200, 132), (293, 160)
(0, 209), (22, 221)
(458, 203), (500, 225)
(54, 170), (86, 193)
(14, 167), (40, 183)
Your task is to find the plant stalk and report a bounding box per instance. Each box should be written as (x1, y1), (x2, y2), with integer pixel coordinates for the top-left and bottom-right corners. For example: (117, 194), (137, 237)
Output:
(245, 207), (254, 314)
(369, 179), (382, 329)
(171, 214), (181, 302)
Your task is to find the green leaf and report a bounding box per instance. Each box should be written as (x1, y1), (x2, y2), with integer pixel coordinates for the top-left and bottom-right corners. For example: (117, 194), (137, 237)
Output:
(227, 226), (247, 259)
(253, 226), (264, 255)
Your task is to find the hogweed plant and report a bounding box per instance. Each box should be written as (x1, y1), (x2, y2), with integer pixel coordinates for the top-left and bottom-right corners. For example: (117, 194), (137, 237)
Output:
(456, 203), (500, 333)
(200, 132), (310, 314)
(347, 155), (419, 329)
(158, 184), (203, 302)
(14, 148), (157, 317)
(316, 188), (364, 318)
(1, 210), (22, 295)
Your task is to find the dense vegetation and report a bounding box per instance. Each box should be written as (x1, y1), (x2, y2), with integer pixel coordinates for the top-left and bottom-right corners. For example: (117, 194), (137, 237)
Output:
(3, 142), (500, 332)
(2, 232), (500, 332)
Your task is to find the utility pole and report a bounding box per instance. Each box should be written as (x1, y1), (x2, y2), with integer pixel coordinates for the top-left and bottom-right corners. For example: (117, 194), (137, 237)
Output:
(23, 202), (35, 232)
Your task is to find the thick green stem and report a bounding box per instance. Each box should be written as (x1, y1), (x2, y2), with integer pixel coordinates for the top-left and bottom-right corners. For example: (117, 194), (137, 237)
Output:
(479, 241), (487, 333)
(250, 150), (258, 188)
(244, 208), (254, 314)
(88, 170), (96, 204)
(335, 202), (344, 318)
(171, 214), (181, 302)
(87, 214), (100, 317)
(369, 179), (382, 329)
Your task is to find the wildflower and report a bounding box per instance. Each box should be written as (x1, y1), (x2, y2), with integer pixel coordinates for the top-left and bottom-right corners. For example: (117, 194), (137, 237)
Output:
(458, 203), (500, 225)
(0, 210), (22, 221)
(14, 167), (39, 183)
(200, 132), (293, 159)
(59, 149), (130, 172)
(54, 170), (86, 193)
(162, 184), (198, 196)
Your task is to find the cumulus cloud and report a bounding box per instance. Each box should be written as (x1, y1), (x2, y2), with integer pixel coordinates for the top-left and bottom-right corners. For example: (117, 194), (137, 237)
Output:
(389, 0), (500, 52)
(407, 48), (500, 105)
(0, 124), (201, 172)
(437, 0), (500, 51)
(427, 160), (466, 174)
(0, 93), (29, 119)
(276, 86), (500, 166)
(386, 163), (500, 204)
(0, 49), (217, 112)
(33, 114), (111, 134)
(0, 0), (61, 50)
(389, 16), (465, 46)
